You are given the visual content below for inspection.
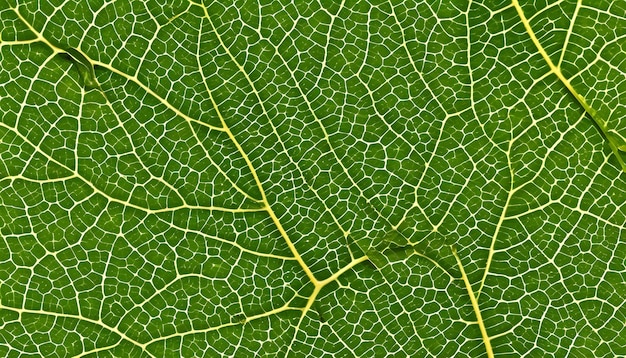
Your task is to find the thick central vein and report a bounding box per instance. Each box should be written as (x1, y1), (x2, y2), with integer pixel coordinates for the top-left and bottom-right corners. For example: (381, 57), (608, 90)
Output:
(512, 0), (626, 172)
(12, 3), (375, 351)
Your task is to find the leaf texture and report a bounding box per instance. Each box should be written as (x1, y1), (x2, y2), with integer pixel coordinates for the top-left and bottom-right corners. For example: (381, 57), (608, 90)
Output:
(0, 0), (625, 357)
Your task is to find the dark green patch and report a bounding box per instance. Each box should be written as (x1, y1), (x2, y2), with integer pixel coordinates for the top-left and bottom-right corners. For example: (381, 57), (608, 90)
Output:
(62, 48), (99, 89)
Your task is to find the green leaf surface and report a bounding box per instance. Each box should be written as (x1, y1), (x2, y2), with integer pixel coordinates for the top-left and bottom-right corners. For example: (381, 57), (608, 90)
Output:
(1, 0), (625, 357)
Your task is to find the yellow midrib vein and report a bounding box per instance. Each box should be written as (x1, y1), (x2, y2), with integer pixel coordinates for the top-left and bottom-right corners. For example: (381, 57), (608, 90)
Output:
(14, 0), (367, 292)
(452, 247), (494, 358)
(12, 3), (372, 353)
(512, 0), (626, 172)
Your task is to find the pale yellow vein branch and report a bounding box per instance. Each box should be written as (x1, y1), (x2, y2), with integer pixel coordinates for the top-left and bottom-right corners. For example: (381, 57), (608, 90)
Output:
(12, 5), (261, 203)
(71, 342), (121, 358)
(93, 62), (225, 132)
(451, 247), (494, 358)
(557, 0), (582, 69)
(1, 120), (261, 216)
(0, 38), (42, 47)
(287, 255), (368, 354)
(317, 255), (369, 287)
(0, 304), (151, 357)
(12, 6), (224, 134)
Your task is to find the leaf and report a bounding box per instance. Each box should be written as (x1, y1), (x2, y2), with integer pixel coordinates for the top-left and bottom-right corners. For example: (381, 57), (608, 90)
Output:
(0, 0), (625, 357)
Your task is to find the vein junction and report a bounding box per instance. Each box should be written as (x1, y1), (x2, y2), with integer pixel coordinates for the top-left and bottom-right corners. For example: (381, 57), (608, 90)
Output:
(5, 4), (372, 354)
